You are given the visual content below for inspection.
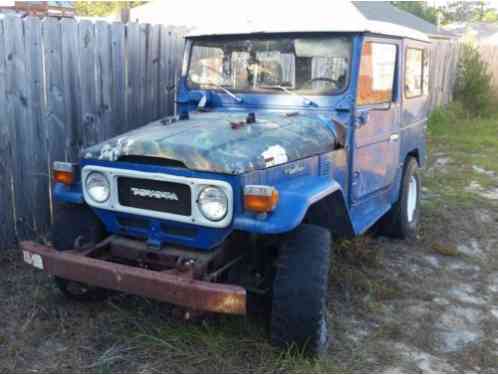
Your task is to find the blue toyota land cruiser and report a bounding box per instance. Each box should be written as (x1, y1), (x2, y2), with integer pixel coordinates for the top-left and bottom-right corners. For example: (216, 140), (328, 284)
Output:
(22, 16), (431, 355)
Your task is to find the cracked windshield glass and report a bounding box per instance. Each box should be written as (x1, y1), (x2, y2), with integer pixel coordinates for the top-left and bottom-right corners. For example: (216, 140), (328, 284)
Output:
(187, 36), (352, 95)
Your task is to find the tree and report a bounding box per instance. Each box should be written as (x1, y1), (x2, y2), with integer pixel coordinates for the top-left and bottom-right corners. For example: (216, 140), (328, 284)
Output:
(393, 1), (498, 25)
(454, 43), (494, 117)
(482, 10), (498, 22)
(440, 1), (498, 23)
(391, 1), (439, 25)
(74, 1), (145, 17)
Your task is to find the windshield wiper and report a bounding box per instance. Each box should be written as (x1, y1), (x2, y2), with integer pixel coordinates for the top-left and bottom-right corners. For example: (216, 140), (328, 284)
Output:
(203, 82), (243, 104)
(260, 85), (316, 107)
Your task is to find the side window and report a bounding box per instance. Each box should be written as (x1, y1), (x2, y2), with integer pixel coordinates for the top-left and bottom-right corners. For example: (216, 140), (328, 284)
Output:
(405, 47), (429, 98)
(357, 42), (397, 106)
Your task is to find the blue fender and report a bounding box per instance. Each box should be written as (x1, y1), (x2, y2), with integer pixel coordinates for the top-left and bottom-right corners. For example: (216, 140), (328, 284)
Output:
(53, 182), (84, 204)
(233, 175), (344, 234)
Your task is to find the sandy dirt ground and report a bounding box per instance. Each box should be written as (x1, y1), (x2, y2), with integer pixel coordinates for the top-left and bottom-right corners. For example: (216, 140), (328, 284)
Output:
(1, 150), (498, 373)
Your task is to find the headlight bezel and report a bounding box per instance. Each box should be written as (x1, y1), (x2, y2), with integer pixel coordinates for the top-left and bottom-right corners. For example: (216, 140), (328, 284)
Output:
(81, 166), (234, 229)
(197, 185), (229, 222)
(85, 171), (111, 203)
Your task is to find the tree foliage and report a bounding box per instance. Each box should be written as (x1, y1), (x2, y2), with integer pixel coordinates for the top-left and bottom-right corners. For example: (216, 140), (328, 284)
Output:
(454, 44), (495, 117)
(391, 1), (439, 25)
(440, 1), (498, 23)
(74, 1), (145, 17)
(392, 1), (498, 25)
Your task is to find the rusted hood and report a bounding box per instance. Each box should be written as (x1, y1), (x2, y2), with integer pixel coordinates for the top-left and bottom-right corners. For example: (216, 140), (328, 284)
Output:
(81, 112), (336, 174)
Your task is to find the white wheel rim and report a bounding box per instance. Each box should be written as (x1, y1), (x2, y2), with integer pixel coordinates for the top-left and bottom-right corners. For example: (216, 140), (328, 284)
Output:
(407, 176), (418, 223)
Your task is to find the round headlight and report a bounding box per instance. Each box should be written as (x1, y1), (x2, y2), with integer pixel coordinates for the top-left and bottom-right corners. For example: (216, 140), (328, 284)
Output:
(85, 172), (110, 203)
(197, 186), (228, 221)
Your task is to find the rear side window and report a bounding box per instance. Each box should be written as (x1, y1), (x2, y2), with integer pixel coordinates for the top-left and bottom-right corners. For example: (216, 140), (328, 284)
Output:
(405, 47), (429, 98)
(357, 42), (397, 106)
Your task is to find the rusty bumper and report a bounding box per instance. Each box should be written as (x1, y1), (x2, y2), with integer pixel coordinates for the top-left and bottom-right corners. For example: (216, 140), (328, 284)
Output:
(20, 241), (246, 315)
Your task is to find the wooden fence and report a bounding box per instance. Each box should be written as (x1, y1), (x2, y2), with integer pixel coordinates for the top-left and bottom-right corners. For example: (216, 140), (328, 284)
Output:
(479, 45), (498, 94)
(428, 40), (461, 110)
(0, 16), (184, 250)
(428, 42), (498, 110)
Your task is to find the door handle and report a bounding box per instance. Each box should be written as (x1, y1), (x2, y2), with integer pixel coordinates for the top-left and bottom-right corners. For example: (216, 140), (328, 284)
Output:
(390, 134), (400, 142)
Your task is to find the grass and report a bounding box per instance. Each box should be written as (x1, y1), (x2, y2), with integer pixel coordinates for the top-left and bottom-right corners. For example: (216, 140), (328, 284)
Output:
(425, 102), (498, 206)
(83, 311), (346, 373)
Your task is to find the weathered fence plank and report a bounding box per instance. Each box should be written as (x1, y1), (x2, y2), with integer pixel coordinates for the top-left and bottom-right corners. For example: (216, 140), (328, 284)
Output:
(429, 41), (460, 110)
(5, 16), (36, 241)
(79, 20), (99, 147)
(96, 21), (113, 141)
(166, 29), (176, 116)
(174, 34), (185, 116)
(111, 22), (126, 135)
(25, 16), (50, 237)
(137, 23), (148, 126)
(479, 45), (498, 94)
(159, 26), (170, 117)
(61, 18), (83, 162)
(146, 24), (160, 123)
(0, 18), (16, 250)
(43, 18), (67, 166)
(126, 22), (140, 132)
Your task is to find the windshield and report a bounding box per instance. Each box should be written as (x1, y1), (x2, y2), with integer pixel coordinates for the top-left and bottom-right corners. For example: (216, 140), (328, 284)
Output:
(187, 36), (352, 95)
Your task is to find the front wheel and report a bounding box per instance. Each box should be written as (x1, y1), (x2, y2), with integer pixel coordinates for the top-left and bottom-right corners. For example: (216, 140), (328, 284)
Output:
(271, 224), (332, 356)
(51, 204), (110, 301)
(379, 157), (421, 239)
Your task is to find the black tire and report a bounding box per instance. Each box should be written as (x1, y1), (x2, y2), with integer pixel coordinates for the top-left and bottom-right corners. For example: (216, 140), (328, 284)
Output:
(271, 224), (331, 356)
(51, 203), (109, 301)
(378, 157), (421, 239)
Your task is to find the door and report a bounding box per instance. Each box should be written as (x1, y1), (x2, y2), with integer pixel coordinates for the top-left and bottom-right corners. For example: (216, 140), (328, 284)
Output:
(352, 39), (400, 202)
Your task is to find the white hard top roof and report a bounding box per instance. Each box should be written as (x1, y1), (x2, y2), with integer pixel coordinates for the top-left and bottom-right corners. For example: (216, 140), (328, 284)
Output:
(186, 1), (429, 42)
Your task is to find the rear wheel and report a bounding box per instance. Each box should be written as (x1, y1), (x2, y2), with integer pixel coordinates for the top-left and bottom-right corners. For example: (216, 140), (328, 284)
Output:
(51, 204), (109, 301)
(271, 224), (331, 356)
(378, 157), (420, 239)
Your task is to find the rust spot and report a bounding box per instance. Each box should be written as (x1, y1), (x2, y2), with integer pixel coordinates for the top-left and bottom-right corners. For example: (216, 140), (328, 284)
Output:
(20, 241), (247, 315)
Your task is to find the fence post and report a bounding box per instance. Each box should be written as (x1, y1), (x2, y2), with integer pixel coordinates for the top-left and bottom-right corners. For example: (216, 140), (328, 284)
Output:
(4, 15), (36, 241)
(0, 18), (16, 250)
(25, 16), (50, 237)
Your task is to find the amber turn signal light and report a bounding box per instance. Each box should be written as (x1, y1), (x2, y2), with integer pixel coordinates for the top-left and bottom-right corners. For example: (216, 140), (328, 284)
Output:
(244, 185), (279, 214)
(53, 161), (76, 185)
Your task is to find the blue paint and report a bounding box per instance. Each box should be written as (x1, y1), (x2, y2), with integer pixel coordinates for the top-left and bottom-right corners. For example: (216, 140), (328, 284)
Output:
(234, 176), (342, 234)
(55, 32), (429, 250)
(53, 182), (84, 204)
(93, 209), (232, 250)
(81, 111), (338, 175)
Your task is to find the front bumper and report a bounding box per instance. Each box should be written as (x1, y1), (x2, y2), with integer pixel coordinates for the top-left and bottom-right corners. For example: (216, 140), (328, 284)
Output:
(20, 241), (246, 315)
